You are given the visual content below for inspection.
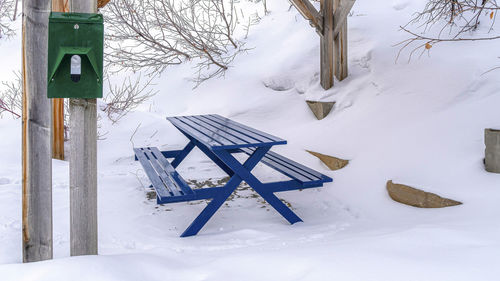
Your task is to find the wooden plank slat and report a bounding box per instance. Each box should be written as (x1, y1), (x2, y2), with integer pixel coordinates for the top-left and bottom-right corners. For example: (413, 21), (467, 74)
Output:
(175, 116), (237, 148)
(242, 147), (332, 184)
(183, 116), (244, 146)
(209, 114), (286, 144)
(265, 150), (326, 180)
(133, 148), (172, 199)
(142, 148), (183, 197)
(168, 117), (223, 149)
(149, 147), (194, 196)
(199, 115), (270, 144)
(171, 115), (286, 150)
(190, 115), (257, 145)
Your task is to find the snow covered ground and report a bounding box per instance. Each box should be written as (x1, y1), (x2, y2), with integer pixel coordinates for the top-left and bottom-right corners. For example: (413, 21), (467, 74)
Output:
(1, 0), (500, 280)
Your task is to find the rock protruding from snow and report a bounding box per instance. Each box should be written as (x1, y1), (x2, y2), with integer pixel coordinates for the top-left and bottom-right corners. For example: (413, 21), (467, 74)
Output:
(306, 101), (335, 120)
(306, 150), (348, 170)
(485, 128), (500, 173)
(386, 180), (462, 208)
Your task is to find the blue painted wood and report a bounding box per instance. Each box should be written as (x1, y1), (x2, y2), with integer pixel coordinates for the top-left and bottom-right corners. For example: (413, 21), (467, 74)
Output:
(178, 132), (235, 177)
(134, 148), (173, 201)
(133, 147), (197, 203)
(240, 147), (315, 183)
(149, 147), (194, 196)
(180, 146), (269, 237)
(134, 114), (333, 237)
(170, 141), (195, 168)
(213, 148), (303, 225)
(167, 115), (287, 150)
(207, 114), (285, 143)
(160, 150), (182, 158)
(193, 115), (266, 144)
(241, 147), (333, 185)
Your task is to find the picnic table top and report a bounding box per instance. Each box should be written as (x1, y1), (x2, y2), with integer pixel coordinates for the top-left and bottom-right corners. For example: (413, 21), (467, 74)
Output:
(167, 114), (287, 150)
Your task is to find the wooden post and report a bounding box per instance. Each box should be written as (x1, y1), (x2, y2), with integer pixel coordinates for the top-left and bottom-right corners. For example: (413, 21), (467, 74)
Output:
(334, 0), (348, 81)
(51, 0), (68, 161)
(290, 0), (354, 90)
(22, 0), (53, 263)
(69, 0), (98, 256)
(320, 0), (334, 89)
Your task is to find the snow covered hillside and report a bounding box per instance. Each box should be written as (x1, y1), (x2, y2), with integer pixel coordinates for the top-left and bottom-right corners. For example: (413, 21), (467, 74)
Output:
(1, 0), (500, 280)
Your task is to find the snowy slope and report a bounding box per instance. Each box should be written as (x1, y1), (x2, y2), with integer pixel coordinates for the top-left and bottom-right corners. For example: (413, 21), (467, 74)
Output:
(1, 0), (500, 280)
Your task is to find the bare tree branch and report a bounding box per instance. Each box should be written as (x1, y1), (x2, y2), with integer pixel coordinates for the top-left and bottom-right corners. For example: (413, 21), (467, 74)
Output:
(103, 0), (248, 85)
(397, 0), (500, 61)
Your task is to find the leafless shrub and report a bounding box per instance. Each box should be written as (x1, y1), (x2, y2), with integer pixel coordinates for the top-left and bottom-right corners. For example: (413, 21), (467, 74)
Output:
(0, 71), (21, 118)
(397, 0), (500, 61)
(0, 0), (17, 39)
(102, 75), (157, 124)
(103, 0), (245, 85)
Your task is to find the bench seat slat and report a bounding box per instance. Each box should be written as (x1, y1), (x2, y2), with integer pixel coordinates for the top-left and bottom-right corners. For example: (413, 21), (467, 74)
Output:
(142, 148), (183, 197)
(240, 147), (332, 186)
(265, 151), (327, 180)
(133, 148), (175, 200)
(149, 147), (194, 196)
(134, 147), (196, 203)
(239, 148), (314, 183)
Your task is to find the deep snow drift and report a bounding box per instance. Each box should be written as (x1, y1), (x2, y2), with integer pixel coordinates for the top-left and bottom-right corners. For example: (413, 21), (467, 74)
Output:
(1, 0), (500, 280)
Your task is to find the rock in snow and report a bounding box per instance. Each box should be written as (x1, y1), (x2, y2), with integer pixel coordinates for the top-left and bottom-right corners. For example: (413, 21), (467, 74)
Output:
(386, 180), (462, 208)
(306, 100), (335, 120)
(306, 150), (348, 170)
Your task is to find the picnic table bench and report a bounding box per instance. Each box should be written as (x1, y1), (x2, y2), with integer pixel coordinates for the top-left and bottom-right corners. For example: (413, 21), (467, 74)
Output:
(134, 114), (332, 237)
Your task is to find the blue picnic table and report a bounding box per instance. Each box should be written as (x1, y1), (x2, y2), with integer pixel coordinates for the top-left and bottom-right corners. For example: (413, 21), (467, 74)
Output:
(134, 114), (332, 237)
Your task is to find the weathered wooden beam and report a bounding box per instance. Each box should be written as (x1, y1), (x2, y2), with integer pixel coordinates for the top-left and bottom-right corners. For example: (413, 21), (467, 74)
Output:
(334, 0), (349, 81)
(22, 0), (53, 263)
(333, 0), (355, 38)
(69, 0), (98, 257)
(320, 0), (334, 89)
(51, 0), (68, 161)
(290, 0), (323, 34)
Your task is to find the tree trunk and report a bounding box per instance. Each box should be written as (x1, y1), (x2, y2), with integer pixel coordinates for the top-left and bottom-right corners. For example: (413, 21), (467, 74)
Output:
(22, 0), (53, 263)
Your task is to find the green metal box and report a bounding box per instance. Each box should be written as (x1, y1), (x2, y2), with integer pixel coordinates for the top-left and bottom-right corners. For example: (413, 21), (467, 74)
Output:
(47, 12), (104, 99)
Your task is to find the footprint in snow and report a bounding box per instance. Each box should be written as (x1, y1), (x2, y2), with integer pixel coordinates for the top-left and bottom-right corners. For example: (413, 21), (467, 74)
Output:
(0, 178), (10, 185)
(392, 0), (409, 11)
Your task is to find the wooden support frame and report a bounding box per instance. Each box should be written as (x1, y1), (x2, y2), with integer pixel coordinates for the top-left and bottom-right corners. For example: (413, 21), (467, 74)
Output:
(51, 0), (69, 161)
(290, 0), (355, 90)
(69, 0), (98, 256)
(290, 0), (323, 34)
(22, 0), (53, 263)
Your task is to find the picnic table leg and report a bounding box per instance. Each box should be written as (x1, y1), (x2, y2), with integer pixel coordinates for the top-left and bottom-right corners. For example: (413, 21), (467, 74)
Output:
(181, 180), (239, 237)
(175, 132), (235, 176)
(171, 141), (195, 168)
(181, 146), (269, 237)
(214, 149), (303, 225)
